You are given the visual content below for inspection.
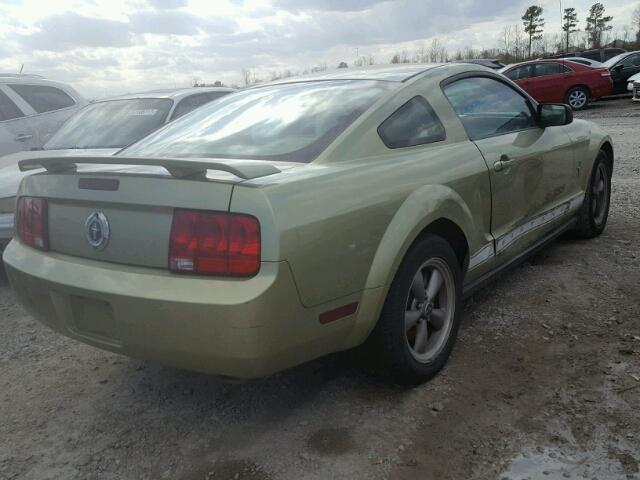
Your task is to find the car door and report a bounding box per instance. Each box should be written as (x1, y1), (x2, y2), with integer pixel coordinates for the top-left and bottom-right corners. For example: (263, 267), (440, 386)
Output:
(531, 62), (572, 103)
(5, 83), (79, 147)
(442, 75), (577, 262)
(0, 86), (37, 156)
(611, 54), (640, 93)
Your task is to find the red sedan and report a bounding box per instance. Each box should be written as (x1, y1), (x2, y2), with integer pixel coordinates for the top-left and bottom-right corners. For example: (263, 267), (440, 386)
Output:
(502, 60), (613, 110)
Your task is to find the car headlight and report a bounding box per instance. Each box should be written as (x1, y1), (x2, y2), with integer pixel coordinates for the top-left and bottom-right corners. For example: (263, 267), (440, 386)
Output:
(629, 82), (635, 91)
(0, 197), (17, 214)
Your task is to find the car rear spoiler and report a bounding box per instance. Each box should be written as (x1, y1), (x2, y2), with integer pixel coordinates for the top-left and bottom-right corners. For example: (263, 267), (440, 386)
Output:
(18, 156), (281, 180)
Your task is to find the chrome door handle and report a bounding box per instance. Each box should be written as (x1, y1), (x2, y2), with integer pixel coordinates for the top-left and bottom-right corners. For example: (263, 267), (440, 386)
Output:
(14, 133), (33, 142)
(493, 155), (513, 172)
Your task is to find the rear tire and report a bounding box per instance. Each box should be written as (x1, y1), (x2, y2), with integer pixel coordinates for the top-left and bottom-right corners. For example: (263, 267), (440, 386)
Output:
(363, 235), (462, 385)
(564, 86), (589, 110)
(574, 150), (611, 238)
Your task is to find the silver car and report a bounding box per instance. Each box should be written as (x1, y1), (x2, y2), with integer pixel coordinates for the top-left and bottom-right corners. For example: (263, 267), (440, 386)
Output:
(0, 87), (235, 244)
(0, 74), (86, 157)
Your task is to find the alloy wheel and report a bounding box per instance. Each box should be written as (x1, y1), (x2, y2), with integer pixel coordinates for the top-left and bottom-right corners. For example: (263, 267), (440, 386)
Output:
(568, 89), (587, 109)
(404, 257), (455, 363)
(591, 162), (609, 226)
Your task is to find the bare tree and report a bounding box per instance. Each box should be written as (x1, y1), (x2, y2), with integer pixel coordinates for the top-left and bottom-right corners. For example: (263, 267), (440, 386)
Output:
(428, 38), (447, 62)
(501, 25), (513, 62)
(241, 68), (253, 87)
(513, 24), (526, 61)
(633, 5), (640, 45)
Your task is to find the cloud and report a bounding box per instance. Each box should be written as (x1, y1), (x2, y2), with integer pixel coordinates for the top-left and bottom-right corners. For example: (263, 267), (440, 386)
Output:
(272, 0), (388, 12)
(20, 13), (133, 51)
(0, 0), (632, 98)
(147, 0), (188, 8)
(128, 10), (236, 35)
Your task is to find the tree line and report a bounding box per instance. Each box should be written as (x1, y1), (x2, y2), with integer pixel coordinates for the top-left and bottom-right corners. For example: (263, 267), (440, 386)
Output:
(204, 2), (640, 87)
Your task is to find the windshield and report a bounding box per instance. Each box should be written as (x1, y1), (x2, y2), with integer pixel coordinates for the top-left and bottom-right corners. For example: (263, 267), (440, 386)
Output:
(602, 54), (626, 68)
(122, 80), (395, 163)
(44, 98), (173, 150)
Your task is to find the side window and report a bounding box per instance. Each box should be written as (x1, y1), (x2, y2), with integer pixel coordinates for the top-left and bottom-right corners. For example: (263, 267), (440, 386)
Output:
(170, 93), (214, 121)
(505, 65), (534, 81)
(534, 63), (565, 77)
(0, 89), (24, 121)
(378, 96), (446, 149)
(8, 84), (75, 114)
(443, 77), (536, 141)
(622, 55), (640, 67)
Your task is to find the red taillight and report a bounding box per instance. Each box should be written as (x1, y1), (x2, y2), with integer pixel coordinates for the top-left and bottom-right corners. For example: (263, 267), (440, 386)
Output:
(598, 69), (611, 77)
(169, 210), (260, 277)
(16, 197), (49, 251)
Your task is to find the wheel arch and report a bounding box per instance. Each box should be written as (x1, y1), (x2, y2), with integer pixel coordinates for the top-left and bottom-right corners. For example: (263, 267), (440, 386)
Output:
(599, 140), (614, 174)
(348, 185), (477, 346)
(566, 84), (592, 97)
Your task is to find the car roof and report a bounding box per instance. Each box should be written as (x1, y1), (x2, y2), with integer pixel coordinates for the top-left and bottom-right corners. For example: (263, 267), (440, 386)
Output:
(101, 87), (236, 102)
(0, 75), (77, 90)
(255, 64), (446, 87)
(503, 58), (588, 69)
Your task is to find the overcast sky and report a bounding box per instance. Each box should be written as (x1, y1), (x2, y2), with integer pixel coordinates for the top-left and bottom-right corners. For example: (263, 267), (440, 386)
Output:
(0, 0), (637, 98)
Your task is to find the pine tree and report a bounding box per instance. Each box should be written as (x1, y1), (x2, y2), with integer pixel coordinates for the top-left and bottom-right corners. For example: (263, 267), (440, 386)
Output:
(562, 8), (579, 52)
(522, 6), (545, 58)
(585, 3), (613, 49)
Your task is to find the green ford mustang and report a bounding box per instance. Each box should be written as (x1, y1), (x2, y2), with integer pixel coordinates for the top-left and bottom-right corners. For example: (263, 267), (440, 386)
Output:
(3, 64), (613, 384)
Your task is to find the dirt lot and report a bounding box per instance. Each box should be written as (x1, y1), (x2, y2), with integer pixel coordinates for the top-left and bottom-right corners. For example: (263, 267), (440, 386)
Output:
(1, 98), (639, 480)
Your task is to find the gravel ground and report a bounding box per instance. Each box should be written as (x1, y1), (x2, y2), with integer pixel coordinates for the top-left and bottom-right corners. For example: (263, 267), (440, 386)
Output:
(1, 98), (639, 480)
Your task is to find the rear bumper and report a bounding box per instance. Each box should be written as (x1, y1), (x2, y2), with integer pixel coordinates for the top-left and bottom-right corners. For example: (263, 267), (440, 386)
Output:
(3, 240), (361, 378)
(591, 79), (613, 99)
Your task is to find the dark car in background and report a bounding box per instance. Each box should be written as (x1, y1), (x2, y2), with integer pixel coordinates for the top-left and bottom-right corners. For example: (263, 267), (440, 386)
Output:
(452, 59), (505, 70)
(501, 59), (612, 110)
(602, 51), (640, 94)
(546, 47), (627, 63)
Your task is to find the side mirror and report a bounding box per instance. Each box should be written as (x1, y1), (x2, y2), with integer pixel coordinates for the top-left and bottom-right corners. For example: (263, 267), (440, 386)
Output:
(538, 104), (573, 127)
(613, 64), (624, 72)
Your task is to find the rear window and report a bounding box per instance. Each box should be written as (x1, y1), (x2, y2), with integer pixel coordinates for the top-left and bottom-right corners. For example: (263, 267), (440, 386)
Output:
(123, 80), (395, 163)
(378, 96), (445, 148)
(505, 65), (534, 81)
(0, 89), (24, 121)
(8, 84), (76, 114)
(44, 98), (173, 150)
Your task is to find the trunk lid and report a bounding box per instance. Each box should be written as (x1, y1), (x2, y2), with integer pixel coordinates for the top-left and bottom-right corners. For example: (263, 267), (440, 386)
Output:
(17, 155), (284, 268)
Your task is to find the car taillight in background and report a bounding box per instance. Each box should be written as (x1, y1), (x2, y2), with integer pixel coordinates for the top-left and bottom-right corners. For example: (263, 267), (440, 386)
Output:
(169, 210), (260, 277)
(16, 197), (49, 251)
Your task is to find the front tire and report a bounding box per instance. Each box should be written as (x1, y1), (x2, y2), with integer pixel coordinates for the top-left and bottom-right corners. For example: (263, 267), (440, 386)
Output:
(364, 235), (462, 385)
(574, 150), (611, 238)
(565, 86), (589, 110)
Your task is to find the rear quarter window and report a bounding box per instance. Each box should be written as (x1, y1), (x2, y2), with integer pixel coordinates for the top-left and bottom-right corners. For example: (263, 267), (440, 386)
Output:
(0, 89), (24, 121)
(8, 84), (76, 114)
(378, 96), (446, 149)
